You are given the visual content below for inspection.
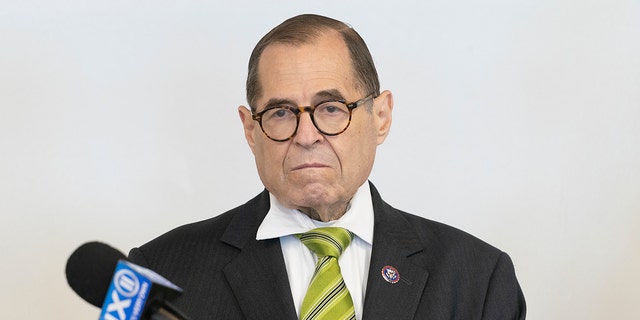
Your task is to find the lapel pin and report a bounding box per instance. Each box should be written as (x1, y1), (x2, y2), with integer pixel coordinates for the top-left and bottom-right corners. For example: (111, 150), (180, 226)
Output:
(381, 265), (400, 284)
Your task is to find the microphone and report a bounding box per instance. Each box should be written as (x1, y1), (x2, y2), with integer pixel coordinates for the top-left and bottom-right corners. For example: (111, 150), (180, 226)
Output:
(65, 242), (191, 320)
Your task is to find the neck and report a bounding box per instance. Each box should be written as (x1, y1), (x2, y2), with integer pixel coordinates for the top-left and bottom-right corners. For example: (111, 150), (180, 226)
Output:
(297, 202), (349, 222)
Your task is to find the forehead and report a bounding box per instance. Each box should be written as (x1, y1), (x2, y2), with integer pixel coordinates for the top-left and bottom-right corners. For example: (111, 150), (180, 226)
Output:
(256, 32), (358, 105)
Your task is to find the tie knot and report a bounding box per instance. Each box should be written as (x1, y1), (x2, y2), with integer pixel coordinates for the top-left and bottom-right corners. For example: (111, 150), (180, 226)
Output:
(297, 227), (354, 258)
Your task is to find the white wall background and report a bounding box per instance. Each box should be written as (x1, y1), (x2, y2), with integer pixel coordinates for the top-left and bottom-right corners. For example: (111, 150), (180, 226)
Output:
(1, 0), (638, 319)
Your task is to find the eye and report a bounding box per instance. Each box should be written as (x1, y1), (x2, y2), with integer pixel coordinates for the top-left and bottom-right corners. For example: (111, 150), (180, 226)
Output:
(324, 105), (340, 113)
(273, 109), (289, 118)
(264, 107), (295, 122)
(316, 102), (348, 116)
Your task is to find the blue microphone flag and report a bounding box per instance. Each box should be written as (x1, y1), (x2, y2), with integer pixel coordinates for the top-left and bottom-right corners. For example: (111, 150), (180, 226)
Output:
(99, 260), (182, 320)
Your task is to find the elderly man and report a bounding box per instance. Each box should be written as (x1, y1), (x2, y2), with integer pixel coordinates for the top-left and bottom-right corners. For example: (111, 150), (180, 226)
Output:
(129, 14), (526, 320)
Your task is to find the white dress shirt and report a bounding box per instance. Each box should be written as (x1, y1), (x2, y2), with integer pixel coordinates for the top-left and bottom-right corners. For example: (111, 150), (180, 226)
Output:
(256, 182), (374, 320)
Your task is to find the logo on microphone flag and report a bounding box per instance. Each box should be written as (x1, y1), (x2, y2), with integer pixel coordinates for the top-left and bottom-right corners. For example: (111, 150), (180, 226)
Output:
(99, 260), (183, 320)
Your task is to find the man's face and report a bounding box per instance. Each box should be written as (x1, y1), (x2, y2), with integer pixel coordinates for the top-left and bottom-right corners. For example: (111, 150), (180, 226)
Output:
(239, 31), (392, 221)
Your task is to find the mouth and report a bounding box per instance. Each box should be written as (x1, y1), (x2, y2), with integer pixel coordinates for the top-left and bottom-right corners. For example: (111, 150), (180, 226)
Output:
(291, 163), (329, 171)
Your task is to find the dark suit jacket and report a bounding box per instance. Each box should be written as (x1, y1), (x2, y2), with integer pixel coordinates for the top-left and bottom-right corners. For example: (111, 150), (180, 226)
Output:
(129, 183), (526, 319)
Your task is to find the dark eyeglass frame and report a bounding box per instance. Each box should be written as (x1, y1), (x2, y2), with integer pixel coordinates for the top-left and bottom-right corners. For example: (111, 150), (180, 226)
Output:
(251, 93), (375, 142)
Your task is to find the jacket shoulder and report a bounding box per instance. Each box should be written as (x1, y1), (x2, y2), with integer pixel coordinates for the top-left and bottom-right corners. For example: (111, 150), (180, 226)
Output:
(129, 190), (269, 267)
(401, 210), (501, 254)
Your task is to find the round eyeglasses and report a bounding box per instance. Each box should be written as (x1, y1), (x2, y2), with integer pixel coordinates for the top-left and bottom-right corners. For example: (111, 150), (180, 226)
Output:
(251, 94), (374, 142)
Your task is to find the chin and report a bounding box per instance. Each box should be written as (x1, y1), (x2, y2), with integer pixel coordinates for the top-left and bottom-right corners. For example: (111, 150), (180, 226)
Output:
(283, 183), (335, 205)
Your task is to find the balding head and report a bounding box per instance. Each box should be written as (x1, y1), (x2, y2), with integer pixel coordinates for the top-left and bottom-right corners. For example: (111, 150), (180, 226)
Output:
(246, 14), (380, 110)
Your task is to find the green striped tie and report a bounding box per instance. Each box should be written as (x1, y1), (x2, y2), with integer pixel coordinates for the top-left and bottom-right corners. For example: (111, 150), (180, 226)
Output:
(296, 227), (356, 320)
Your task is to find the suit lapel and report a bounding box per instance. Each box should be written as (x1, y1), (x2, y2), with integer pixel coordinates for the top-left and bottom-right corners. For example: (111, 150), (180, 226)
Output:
(221, 190), (298, 320)
(362, 184), (430, 320)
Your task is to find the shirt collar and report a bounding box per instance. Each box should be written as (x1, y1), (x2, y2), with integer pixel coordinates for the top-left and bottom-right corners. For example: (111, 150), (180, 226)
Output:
(256, 182), (374, 245)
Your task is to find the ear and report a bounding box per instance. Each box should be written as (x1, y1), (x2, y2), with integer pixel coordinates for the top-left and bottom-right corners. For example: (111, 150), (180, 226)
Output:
(374, 90), (393, 145)
(238, 106), (257, 154)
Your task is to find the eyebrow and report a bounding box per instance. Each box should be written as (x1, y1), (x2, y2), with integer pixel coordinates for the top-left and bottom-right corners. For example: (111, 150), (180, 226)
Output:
(261, 89), (346, 110)
(314, 89), (345, 101)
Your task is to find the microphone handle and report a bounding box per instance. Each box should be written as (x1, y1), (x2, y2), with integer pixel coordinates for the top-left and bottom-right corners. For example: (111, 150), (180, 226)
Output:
(149, 301), (192, 320)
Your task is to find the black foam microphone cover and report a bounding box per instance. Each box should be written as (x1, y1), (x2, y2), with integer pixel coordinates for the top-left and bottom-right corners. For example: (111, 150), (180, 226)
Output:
(65, 241), (126, 307)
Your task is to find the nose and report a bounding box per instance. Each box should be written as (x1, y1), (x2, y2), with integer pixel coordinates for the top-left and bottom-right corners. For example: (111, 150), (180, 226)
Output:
(293, 112), (323, 146)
